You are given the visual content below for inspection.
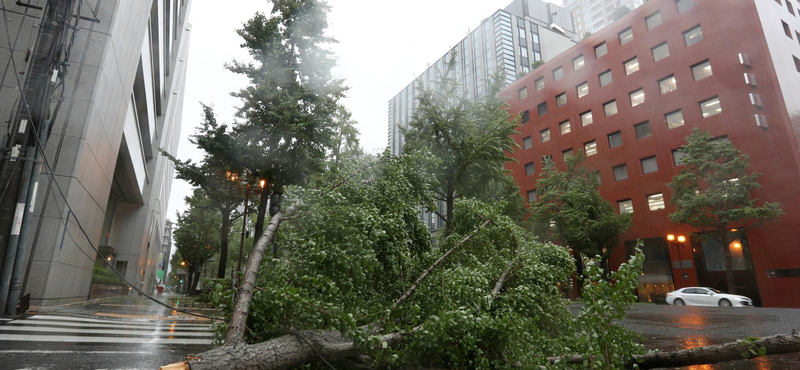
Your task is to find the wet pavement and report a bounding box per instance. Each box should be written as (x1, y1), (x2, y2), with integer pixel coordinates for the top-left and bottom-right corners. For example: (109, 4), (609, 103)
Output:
(0, 294), (222, 370)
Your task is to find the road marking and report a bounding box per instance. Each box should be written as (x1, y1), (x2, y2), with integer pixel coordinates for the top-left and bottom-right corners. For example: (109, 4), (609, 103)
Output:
(3, 320), (210, 331)
(28, 315), (210, 327)
(0, 325), (213, 337)
(0, 350), (153, 354)
(0, 333), (213, 345)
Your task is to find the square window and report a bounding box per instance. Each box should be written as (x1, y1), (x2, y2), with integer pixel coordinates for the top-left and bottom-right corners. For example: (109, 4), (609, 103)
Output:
(604, 100), (618, 117)
(641, 156), (658, 174)
(691, 60), (713, 81)
(647, 193), (666, 211)
(595, 42), (608, 58)
(599, 70), (613, 87)
(635, 121), (652, 140)
(518, 86), (528, 100)
(646, 12), (663, 30)
(577, 82), (589, 98)
(540, 128), (551, 142)
(619, 27), (634, 45)
(523, 136), (533, 149)
(573, 54), (585, 70)
(676, 0), (695, 13)
(535, 77), (545, 91)
(527, 189), (537, 203)
(624, 57), (640, 75)
(581, 110), (594, 126)
(559, 120), (571, 135)
(608, 131), (623, 148)
(613, 164), (628, 181)
(556, 93), (567, 107)
(666, 110), (685, 129)
(522, 110), (531, 123)
(672, 149), (687, 166)
(553, 66), (564, 81)
(525, 162), (535, 176)
(783, 21), (793, 38)
(684, 25), (704, 46)
(652, 42), (670, 62)
(562, 148), (574, 161)
(618, 199), (634, 214)
(584, 141), (598, 156)
(630, 88), (646, 107)
(700, 97), (722, 118)
(659, 75), (678, 94)
(537, 102), (548, 116)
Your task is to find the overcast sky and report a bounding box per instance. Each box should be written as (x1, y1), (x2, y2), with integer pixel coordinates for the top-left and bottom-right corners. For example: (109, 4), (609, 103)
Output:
(166, 0), (559, 219)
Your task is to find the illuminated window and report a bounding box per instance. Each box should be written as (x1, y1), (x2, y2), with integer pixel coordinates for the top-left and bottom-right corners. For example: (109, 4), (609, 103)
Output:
(562, 148), (574, 161)
(666, 110), (685, 129)
(559, 120), (571, 135)
(630, 88), (646, 107)
(684, 25), (704, 46)
(619, 27), (634, 45)
(618, 199), (633, 214)
(581, 110), (594, 126)
(577, 82), (589, 98)
(573, 54), (585, 70)
(700, 97), (722, 118)
(691, 60), (713, 81)
(556, 93), (567, 107)
(659, 75), (678, 94)
(584, 141), (598, 156)
(540, 128), (551, 142)
(535, 77), (545, 91)
(648, 193), (666, 211)
(625, 57), (640, 75)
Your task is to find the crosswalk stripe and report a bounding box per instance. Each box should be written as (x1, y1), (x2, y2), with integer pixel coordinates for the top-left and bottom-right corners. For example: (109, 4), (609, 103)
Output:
(28, 314), (210, 327)
(0, 333), (213, 345)
(7, 319), (210, 331)
(0, 325), (213, 337)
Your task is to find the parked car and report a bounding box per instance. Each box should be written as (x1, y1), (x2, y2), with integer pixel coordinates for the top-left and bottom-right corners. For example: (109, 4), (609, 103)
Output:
(666, 287), (754, 307)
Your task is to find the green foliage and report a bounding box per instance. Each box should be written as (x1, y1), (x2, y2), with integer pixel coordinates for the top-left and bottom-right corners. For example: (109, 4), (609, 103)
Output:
(531, 60), (545, 70)
(91, 264), (127, 286)
(174, 190), (222, 265)
(612, 6), (631, 21)
(737, 336), (766, 359)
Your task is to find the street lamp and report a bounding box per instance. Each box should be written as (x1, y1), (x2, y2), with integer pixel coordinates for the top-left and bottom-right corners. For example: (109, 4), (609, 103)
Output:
(677, 235), (686, 243)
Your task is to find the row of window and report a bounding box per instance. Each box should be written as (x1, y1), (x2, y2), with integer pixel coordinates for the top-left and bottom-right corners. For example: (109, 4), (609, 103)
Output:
(525, 189), (666, 213)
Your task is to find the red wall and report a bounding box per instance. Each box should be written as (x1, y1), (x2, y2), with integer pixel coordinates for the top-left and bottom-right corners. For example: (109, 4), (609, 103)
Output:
(502, 0), (800, 307)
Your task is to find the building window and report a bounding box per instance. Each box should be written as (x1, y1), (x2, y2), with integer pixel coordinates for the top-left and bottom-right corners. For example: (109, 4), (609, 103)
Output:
(796, 31), (800, 45)
(522, 110), (531, 123)
(700, 97), (722, 118)
(783, 21), (793, 38)
(523, 136), (533, 149)
(525, 162), (535, 176)
(604, 100), (618, 117)
(684, 25), (704, 46)
(646, 11), (663, 30)
(573, 54), (585, 70)
(630, 88), (646, 107)
(556, 93), (567, 107)
(624, 57), (640, 75)
(595, 42), (608, 58)
(750, 93), (763, 107)
(577, 82), (589, 98)
(581, 110), (594, 126)
(562, 148), (574, 161)
(537, 102), (548, 116)
(691, 60), (713, 81)
(584, 140), (598, 156)
(518, 86), (528, 100)
(794, 55), (800, 72)
(641, 156), (658, 174)
(647, 193), (666, 211)
(608, 131), (623, 148)
(559, 120), (571, 135)
(613, 164), (628, 181)
(672, 149), (687, 166)
(652, 42), (670, 62)
(658, 75), (678, 94)
(788, 1), (796, 16)
(540, 128), (551, 142)
(634, 121), (652, 140)
(676, 0), (695, 14)
(599, 70), (613, 87)
(527, 189), (537, 203)
(535, 77), (545, 91)
(553, 66), (564, 81)
(666, 110), (685, 129)
(618, 199), (634, 214)
(619, 27), (634, 45)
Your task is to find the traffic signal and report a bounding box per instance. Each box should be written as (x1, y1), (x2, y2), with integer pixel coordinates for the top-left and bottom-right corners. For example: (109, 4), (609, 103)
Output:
(179, 280), (184, 283)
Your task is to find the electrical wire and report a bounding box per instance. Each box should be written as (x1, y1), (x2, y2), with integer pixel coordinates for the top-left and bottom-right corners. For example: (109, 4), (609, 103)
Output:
(1, 1), (224, 322)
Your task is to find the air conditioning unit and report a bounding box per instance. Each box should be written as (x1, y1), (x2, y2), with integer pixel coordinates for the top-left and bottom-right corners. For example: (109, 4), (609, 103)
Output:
(755, 114), (768, 129)
(550, 23), (566, 34)
(749, 93), (762, 107)
(744, 73), (757, 87)
(738, 53), (751, 68)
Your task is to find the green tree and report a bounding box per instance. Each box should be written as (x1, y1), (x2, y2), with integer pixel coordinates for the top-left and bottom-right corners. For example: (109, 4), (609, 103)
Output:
(174, 190), (222, 294)
(530, 153), (633, 288)
(403, 54), (522, 235)
(668, 129), (782, 294)
(613, 5), (631, 21)
(582, 31), (593, 40)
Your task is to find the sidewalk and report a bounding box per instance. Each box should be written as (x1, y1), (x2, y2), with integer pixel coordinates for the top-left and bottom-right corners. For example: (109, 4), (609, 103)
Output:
(31, 294), (223, 322)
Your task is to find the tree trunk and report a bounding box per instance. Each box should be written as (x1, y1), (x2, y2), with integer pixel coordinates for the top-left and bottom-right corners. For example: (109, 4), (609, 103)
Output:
(573, 250), (584, 298)
(444, 194), (454, 237)
(721, 236), (737, 294)
(218, 211), (230, 279)
(189, 260), (204, 295)
(253, 191), (269, 246)
(184, 268), (194, 295)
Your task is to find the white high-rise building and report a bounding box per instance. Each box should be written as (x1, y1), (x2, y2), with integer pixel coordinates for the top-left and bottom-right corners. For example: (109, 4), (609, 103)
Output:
(564, 0), (645, 36)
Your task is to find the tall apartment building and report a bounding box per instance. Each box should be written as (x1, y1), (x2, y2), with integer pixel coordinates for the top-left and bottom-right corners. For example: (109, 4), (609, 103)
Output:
(504, 0), (800, 307)
(565, 0), (645, 36)
(0, 0), (191, 308)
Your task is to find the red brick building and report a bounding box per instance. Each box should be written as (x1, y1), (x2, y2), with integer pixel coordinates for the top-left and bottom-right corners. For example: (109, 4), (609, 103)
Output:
(503, 0), (800, 307)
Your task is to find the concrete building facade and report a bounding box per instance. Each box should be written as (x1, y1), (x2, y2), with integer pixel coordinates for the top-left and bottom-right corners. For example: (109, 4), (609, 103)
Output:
(564, 0), (645, 36)
(0, 0), (191, 306)
(504, 0), (800, 307)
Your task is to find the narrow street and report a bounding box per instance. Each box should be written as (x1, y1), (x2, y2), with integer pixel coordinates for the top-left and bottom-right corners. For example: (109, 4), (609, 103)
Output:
(0, 295), (218, 370)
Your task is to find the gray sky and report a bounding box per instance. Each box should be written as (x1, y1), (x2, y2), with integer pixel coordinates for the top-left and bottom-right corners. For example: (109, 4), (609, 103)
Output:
(167, 0), (558, 219)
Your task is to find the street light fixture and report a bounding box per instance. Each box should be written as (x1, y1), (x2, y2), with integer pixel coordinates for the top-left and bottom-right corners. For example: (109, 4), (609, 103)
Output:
(667, 234), (675, 241)
(677, 235), (686, 243)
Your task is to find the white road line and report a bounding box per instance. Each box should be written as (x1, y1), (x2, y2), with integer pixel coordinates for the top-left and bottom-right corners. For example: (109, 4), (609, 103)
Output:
(5, 320), (210, 331)
(29, 315), (211, 327)
(0, 326), (213, 337)
(0, 350), (152, 354)
(0, 333), (213, 345)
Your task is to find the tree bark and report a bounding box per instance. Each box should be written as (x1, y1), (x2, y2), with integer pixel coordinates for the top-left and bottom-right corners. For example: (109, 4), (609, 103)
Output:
(189, 260), (204, 295)
(225, 202), (300, 346)
(253, 191), (269, 246)
(218, 211), (230, 279)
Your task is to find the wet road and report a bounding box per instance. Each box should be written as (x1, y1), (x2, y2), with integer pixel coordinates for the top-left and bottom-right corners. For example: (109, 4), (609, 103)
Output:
(616, 305), (800, 369)
(0, 295), (221, 370)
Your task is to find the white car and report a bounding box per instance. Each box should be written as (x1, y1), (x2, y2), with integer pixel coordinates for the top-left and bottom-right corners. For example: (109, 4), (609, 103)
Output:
(666, 287), (754, 307)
